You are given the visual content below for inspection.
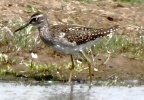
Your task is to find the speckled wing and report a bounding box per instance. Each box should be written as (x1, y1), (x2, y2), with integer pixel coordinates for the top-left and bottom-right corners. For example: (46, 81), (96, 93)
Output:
(51, 25), (119, 45)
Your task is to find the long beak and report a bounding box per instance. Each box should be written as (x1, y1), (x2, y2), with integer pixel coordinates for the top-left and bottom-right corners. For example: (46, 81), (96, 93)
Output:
(14, 23), (30, 33)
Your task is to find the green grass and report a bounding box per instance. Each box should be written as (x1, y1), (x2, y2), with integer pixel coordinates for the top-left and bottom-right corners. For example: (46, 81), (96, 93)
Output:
(92, 34), (144, 60)
(0, 18), (41, 52)
(96, 76), (127, 86)
(0, 60), (63, 81)
(0, 53), (17, 65)
(14, 20), (41, 52)
(24, 5), (42, 13)
(0, 6), (43, 53)
(22, 61), (62, 81)
(0, 66), (14, 75)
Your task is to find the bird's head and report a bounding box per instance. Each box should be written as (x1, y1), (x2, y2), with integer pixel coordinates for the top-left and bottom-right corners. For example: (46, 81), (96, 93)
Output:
(15, 12), (47, 32)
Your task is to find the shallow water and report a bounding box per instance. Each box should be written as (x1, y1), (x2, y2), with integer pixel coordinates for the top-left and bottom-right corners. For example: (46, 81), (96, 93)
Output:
(0, 81), (144, 100)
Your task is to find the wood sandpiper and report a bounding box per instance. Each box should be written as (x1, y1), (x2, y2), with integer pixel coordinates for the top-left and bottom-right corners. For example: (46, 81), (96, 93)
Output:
(15, 12), (119, 85)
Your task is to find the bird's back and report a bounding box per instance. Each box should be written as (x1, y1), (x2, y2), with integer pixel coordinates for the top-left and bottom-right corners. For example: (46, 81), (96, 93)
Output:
(44, 25), (119, 54)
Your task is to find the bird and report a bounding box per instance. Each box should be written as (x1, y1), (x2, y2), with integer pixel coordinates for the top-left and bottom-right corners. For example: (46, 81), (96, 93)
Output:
(15, 12), (119, 85)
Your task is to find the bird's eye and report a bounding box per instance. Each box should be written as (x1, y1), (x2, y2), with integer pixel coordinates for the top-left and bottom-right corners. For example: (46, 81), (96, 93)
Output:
(32, 18), (37, 21)
(30, 16), (42, 24)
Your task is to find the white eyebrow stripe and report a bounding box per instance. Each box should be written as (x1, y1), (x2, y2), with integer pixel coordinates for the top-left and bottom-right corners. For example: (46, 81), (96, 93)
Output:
(31, 14), (43, 20)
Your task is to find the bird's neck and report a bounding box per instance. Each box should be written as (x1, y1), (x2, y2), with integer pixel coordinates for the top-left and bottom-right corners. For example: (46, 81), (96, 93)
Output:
(38, 22), (54, 44)
(38, 25), (49, 37)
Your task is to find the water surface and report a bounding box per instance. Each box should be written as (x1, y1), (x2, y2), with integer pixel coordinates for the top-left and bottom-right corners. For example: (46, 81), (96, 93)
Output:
(0, 81), (144, 100)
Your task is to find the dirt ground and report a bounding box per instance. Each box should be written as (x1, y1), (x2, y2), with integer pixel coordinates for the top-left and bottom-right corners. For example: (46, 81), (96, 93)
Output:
(1, 0), (144, 81)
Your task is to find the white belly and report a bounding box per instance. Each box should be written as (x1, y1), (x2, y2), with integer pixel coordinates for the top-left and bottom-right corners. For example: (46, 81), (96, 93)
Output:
(51, 37), (102, 54)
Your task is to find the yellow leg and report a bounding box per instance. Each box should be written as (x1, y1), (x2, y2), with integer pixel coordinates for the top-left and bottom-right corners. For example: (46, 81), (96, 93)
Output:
(68, 55), (75, 83)
(80, 50), (93, 85)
